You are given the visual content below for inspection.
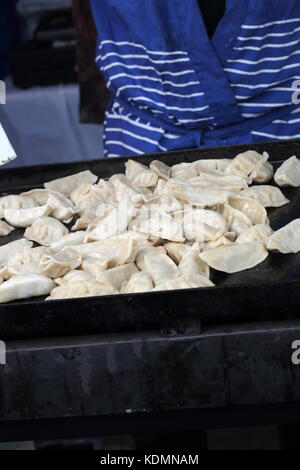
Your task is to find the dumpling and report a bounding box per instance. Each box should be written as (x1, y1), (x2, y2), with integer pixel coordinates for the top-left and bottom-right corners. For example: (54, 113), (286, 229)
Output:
(85, 202), (136, 242)
(0, 239), (33, 265)
(55, 270), (94, 285)
(96, 179), (116, 202)
(164, 242), (189, 264)
(187, 174), (249, 192)
(225, 150), (267, 178)
(192, 159), (232, 174)
(136, 249), (179, 286)
(51, 231), (86, 251)
(21, 189), (76, 221)
(70, 183), (93, 205)
(44, 170), (98, 195)
(163, 179), (232, 206)
(153, 274), (214, 291)
(236, 224), (273, 244)
(0, 194), (37, 218)
(47, 192), (76, 221)
(47, 279), (117, 300)
(125, 159), (158, 188)
(40, 249), (82, 278)
(250, 159), (273, 184)
(178, 243), (210, 278)
(223, 204), (252, 236)
(267, 219), (300, 253)
(111, 231), (160, 248)
(171, 162), (198, 181)
(4, 205), (51, 228)
(68, 238), (137, 268)
(241, 185), (289, 208)
(0, 275), (54, 303)
(138, 210), (185, 242)
(4, 246), (51, 278)
(82, 254), (109, 277)
(96, 263), (138, 291)
(24, 216), (69, 246)
(144, 195), (182, 213)
(227, 196), (267, 225)
(0, 220), (14, 236)
(121, 272), (153, 294)
(74, 186), (105, 218)
(274, 156), (300, 187)
(149, 160), (171, 180)
(183, 209), (227, 241)
(200, 241), (268, 274)
(202, 232), (235, 251)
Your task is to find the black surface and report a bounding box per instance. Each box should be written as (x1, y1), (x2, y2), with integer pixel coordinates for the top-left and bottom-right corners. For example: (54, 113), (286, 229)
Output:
(1, 320), (300, 427)
(0, 139), (300, 341)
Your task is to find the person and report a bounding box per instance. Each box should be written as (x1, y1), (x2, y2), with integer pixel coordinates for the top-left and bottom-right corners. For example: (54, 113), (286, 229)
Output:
(89, 0), (300, 158)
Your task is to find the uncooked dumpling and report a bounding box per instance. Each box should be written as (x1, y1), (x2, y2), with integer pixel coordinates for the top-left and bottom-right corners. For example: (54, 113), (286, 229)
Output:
(44, 170), (98, 195)
(4, 246), (51, 278)
(4, 205), (51, 228)
(136, 250), (179, 286)
(225, 150), (267, 178)
(153, 274), (214, 291)
(47, 191), (76, 221)
(96, 263), (138, 291)
(227, 196), (267, 225)
(178, 243), (210, 278)
(223, 204), (252, 236)
(51, 231), (86, 251)
(121, 271), (153, 294)
(47, 279), (117, 300)
(0, 194), (37, 218)
(0, 274), (54, 303)
(187, 174), (249, 192)
(236, 224), (273, 244)
(163, 179), (232, 206)
(250, 159), (273, 184)
(164, 242), (189, 264)
(267, 219), (300, 253)
(40, 249), (82, 278)
(55, 270), (94, 286)
(241, 185), (289, 208)
(0, 238), (33, 265)
(82, 254), (109, 277)
(183, 209), (227, 241)
(85, 202), (136, 241)
(149, 160), (171, 180)
(125, 159), (158, 188)
(66, 238), (137, 267)
(200, 241), (268, 274)
(0, 220), (14, 236)
(138, 210), (184, 242)
(274, 156), (300, 187)
(24, 216), (69, 246)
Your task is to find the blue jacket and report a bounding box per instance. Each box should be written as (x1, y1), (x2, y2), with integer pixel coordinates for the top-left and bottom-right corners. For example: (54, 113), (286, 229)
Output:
(90, 0), (300, 156)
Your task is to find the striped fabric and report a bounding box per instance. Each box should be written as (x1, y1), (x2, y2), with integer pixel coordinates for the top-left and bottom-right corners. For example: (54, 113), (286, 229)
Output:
(89, 0), (300, 157)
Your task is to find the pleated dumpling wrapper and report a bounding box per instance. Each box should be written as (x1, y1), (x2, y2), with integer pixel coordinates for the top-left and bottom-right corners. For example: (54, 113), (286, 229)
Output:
(236, 224), (273, 244)
(0, 194), (37, 219)
(125, 159), (158, 188)
(24, 217), (69, 246)
(121, 272), (154, 294)
(200, 241), (268, 274)
(44, 170), (98, 195)
(0, 275), (54, 303)
(153, 274), (214, 291)
(0, 239), (33, 265)
(274, 156), (300, 187)
(96, 263), (139, 291)
(46, 279), (117, 300)
(267, 219), (300, 254)
(4, 205), (51, 228)
(241, 185), (289, 208)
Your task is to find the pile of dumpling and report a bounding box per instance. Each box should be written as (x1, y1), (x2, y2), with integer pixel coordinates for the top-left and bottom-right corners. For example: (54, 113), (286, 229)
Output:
(0, 150), (300, 304)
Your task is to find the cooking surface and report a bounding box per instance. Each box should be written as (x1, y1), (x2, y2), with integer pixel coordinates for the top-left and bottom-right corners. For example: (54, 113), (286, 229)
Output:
(0, 139), (300, 340)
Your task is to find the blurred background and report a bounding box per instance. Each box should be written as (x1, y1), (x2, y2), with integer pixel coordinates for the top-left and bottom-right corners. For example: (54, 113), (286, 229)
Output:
(0, 0), (109, 167)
